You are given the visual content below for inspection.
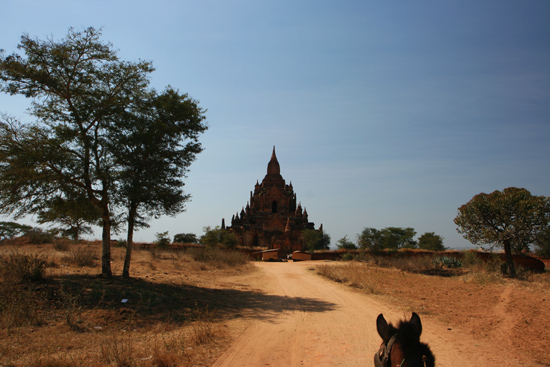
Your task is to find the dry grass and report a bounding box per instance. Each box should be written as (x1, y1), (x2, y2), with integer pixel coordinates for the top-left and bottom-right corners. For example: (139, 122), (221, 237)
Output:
(317, 251), (545, 294)
(316, 262), (380, 294)
(0, 242), (247, 367)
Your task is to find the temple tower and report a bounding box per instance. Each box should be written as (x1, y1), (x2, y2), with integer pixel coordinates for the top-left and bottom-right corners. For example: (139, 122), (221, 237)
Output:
(223, 147), (321, 255)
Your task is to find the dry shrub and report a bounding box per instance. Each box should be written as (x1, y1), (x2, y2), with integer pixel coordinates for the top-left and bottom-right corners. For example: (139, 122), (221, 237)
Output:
(53, 239), (72, 252)
(188, 303), (223, 346)
(461, 252), (507, 284)
(149, 330), (188, 367)
(27, 355), (78, 367)
(66, 245), (97, 267)
(0, 250), (47, 330)
(187, 248), (249, 269)
(0, 285), (45, 330)
(100, 335), (136, 367)
(316, 262), (380, 294)
(0, 249), (47, 283)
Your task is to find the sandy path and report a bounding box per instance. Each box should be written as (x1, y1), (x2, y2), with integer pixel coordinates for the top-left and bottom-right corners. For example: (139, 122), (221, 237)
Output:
(212, 261), (526, 367)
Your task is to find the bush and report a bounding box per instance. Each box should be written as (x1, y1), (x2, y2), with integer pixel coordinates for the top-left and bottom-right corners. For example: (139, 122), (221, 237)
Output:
(67, 246), (97, 267)
(24, 228), (55, 245)
(174, 233), (198, 244)
(0, 250), (47, 283)
(433, 256), (462, 269)
(0, 251), (47, 329)
(155, 231), (171, 250)
(200, 226), (237, 249)
(114, 239), (128, 248)
(52, 239), (71, 252)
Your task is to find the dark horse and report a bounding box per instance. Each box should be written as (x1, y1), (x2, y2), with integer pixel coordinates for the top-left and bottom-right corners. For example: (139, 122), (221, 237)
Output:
(374, 312), (435, 367)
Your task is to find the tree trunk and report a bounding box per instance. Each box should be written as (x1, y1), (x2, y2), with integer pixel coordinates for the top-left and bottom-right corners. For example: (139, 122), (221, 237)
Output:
(122, 204), (137, 278)
(101, 205), (113, 278)
(503, 240), (516, 278)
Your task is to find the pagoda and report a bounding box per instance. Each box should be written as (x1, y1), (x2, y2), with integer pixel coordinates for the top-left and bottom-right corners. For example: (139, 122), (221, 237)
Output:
(223, 147), (322, 256)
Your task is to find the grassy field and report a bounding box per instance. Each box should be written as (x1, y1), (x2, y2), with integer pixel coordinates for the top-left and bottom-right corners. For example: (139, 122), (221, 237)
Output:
(0, 239), (252, 367)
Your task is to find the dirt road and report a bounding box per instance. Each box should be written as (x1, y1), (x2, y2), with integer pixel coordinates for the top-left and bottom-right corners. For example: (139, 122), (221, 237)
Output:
(211, 261), (534, 367)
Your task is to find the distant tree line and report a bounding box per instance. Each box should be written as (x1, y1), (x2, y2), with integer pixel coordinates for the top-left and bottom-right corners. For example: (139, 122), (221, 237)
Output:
(335, 227), (446, 252)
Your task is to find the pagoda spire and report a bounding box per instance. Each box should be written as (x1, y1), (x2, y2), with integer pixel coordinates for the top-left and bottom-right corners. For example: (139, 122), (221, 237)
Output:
(267, 146), (280, 175)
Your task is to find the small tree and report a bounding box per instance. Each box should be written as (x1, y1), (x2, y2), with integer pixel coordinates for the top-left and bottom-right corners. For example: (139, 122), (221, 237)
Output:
(111, 87), (207, 278)
(454, 187), (550, 277)
(336, 235), (357, 250)
(417, 232), (446, 251)
(36, 190), (100, 241)
(155, 231), (171, 250)
(302, 229), (331, 251)
(357, 227), (383, 252)
(174, 233), (198, 243)
(200, 226), (237, 249)
(0, 221), (32, 240)
(380, 227), (417, 249)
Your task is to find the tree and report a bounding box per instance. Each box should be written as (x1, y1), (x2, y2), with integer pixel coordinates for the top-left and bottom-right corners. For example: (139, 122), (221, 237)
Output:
(534, 227), (550, 258)
(36, 189), (100, 241)
(358, 227), (417, 251)
(109, 87), (207, 278)
(200, 226), (237, 249)
(0, 27), (154, 277)
(417, 232), (446, 251)
(155, 231), (171, 250)
(336, 235), (357, 250)
(0, 27), (206, 278)
(454, 187), (550, 277)
(302, 229), (331, 251)
(0, 221), (32, 240)
(174, 233), (198, 243)
(380, 227), (417, 249)
(357, 227), (383, 252)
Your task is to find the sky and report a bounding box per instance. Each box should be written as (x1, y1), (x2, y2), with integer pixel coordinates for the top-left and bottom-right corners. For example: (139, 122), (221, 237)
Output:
(1, 1), (549, 249)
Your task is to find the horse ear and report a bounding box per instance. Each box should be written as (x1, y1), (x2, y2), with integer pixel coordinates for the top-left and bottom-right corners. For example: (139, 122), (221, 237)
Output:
(409, 312), (423, 338)
(376, 314), (390, 341)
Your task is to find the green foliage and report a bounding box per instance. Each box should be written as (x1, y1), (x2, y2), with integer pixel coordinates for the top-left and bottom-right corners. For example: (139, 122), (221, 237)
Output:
(36, 190), (100, 241)
(357, 226), (417, 251)
(432, 256), (462, 268)
(200, 226), (237, 249)
(24, 227), (56, 244)
(302, 229), (331, 251)
(0, 221), (32, 240)
(0, 27), (207, 278)
(534, 227), (550, 258)
(380, 227), (417, 249)
(336, 235), (357, 250)
(417, 232), (446, 251)
(454, 187), (550, 277)
(357, 227), (383, 252)
(155, 231), (171, 250)
(174, 233), (198, 244)
(0, 27), (155, 277)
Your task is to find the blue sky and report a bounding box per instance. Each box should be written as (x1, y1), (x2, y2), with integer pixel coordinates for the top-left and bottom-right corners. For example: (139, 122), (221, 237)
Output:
(1, 1), (549, 249)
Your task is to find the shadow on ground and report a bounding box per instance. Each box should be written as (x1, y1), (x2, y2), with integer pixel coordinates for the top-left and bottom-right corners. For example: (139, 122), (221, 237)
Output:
(40, 274), (337, 329)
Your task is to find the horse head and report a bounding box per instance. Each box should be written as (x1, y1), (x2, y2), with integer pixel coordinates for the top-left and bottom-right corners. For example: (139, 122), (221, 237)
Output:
(374, 312), (435, 367)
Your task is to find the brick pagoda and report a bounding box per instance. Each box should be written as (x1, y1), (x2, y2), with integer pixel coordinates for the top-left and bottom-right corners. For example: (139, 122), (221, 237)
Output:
(223, 147), (322, 256)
